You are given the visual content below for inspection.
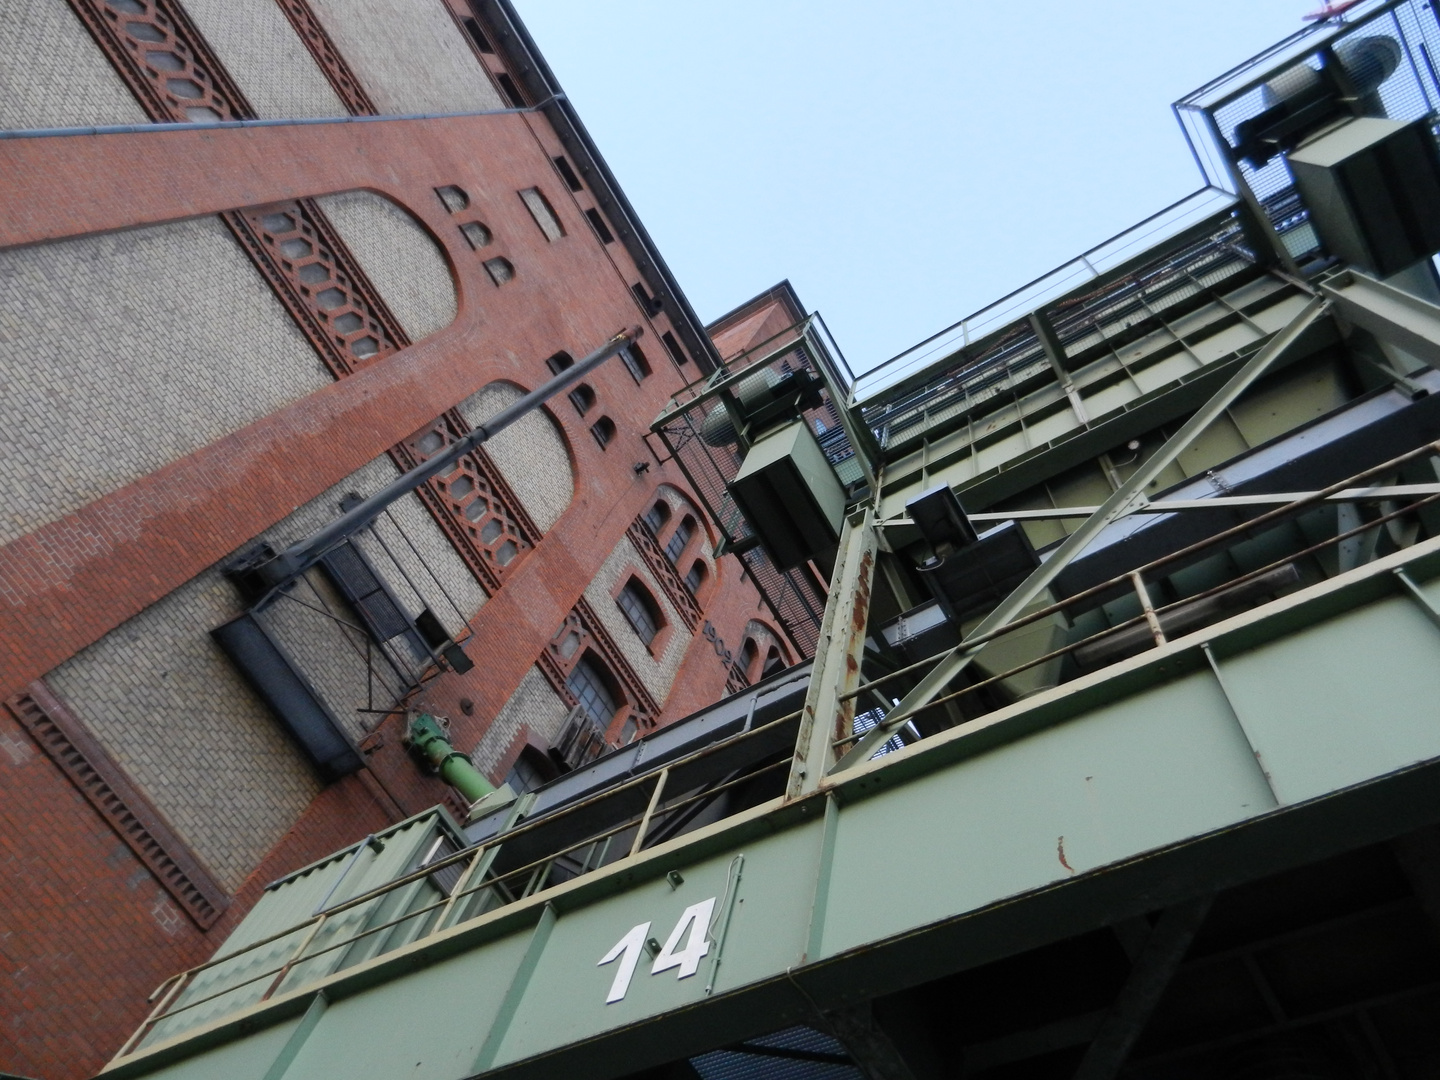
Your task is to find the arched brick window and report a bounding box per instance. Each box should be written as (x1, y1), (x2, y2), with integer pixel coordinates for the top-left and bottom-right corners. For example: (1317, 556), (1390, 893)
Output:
(616, 577), (664, 647)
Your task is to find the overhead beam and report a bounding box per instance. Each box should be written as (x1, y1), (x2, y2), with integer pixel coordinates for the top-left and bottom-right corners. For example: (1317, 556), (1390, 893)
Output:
(881, 484), (1440, 525)
(1071, 898), (1212, 1080)
(837, 296), (1330, 766)
(1321, 269), (1440, 371)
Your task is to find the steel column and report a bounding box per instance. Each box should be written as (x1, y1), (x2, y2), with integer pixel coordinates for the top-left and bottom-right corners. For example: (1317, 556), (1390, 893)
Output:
(789, 508), (878, 796)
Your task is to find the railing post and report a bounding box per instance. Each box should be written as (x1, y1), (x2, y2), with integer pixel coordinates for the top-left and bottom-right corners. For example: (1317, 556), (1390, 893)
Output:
(629, 768), (670, 857)
(261, 914), (329, 1002)
(1129, 571), (1167, 646)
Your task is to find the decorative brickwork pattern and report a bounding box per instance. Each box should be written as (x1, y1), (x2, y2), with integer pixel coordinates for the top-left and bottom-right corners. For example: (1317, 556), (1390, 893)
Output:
(317, 191), (459, 344)
(538, 599), (659, 735)
(627, 518), (702, 631)
(397, 415), (541, 592)
(4, 682), (228, 929)
(66, 0), (254, 123)
(226, 200), (515, 593)
(271, 0), (377, 115)
(460, 383), (575, 531)
(227, 199), (410, 378)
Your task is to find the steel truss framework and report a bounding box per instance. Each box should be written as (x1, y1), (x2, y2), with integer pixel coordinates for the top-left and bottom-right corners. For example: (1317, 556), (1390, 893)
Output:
(99, 276), (1440, 1080)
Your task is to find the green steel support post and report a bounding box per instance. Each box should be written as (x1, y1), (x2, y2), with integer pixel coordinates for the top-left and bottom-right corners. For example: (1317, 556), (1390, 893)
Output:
(789, 508), (879, 796)
(261, 993), (327, 1080)
(836, 296), (1330, 766)
(407, 713), (496, 803)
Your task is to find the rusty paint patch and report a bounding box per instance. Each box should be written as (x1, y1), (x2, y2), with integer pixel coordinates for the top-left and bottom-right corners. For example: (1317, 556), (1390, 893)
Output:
(1057, 836), (1076, 875)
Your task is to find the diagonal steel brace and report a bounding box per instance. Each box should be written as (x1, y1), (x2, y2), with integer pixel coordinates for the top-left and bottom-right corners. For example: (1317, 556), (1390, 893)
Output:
(832, 296), (1330, 770)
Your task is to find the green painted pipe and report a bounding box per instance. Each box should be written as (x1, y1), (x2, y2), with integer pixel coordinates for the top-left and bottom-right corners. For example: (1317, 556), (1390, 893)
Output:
(406, 714), (495, 803)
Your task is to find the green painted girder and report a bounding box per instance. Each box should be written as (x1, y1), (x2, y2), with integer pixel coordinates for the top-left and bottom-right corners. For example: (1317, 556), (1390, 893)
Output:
(103, 537), (1440, 1080)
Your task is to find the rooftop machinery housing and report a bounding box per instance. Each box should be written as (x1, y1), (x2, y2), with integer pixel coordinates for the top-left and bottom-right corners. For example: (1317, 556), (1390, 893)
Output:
(58, 1), (1440, 1078)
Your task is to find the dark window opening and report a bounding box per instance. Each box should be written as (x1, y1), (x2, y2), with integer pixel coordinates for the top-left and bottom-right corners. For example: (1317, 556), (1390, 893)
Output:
(568, 383), (595, 415)
(740, 639), (759, 681)
(460, 16), (494, 52)
(553, 155), (583, 192)
(505, 746), (555, 795)
(666, 516), (695, 562)
(591, 416), (616, 449)
(661, 331), (689, 367)
(567, 653), (620, 727)
(644, 501), (671, 534)
(585, 208), (614, 244)
(761, 645), (785, 679)
(617, 579), (663, 646)
(546, 351), (574, 375)
(496, 72), (526, 108)
(620, 343), (651, 384)
(630, 282), (663, 317)
(684, 560), (707, 593)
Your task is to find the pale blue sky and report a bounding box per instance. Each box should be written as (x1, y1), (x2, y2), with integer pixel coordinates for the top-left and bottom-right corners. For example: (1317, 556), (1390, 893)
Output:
(512, 1), (1310, 372)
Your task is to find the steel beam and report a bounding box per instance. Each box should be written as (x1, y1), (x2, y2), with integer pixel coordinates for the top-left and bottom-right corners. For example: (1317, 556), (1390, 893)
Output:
(838, 296), (1330, 766)
(789, 508), (878, 796)
(1321, 269), (1440, 371)
(1071, 898), (1212, 1080)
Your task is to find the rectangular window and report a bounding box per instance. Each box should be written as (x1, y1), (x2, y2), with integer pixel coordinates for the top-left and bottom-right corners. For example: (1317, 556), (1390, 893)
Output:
(585, 208), (614, 244)
(519, 187), (565, 242)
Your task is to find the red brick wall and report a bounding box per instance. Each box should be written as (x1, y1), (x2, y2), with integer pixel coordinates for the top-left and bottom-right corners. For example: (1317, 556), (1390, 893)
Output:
(0, 73), (784, 1080)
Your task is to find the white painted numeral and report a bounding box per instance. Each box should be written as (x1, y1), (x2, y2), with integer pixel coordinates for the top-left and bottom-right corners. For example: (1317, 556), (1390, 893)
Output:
(650, 897), (715, 980)
(598, 897), (718, 1003)
(597, 921), (650, 1004)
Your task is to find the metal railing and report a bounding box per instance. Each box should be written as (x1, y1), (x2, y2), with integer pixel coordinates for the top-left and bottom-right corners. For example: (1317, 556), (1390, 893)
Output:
(838, 438), (1440, 749)
(115, 706), (806, 1057)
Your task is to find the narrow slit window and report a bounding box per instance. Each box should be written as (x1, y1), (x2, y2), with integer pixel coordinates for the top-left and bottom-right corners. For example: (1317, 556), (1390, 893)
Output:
(497, 73), (526, 108)
(553, 155), (583, 191)
(461, 16), (494, 53)
(662, 331), (689, 367)
(519, 187), (565, 242)
(684, 560), (706, 593)
(631, 282), (662, 316)
(666, 516), (695, 562)
(585, 208), (615, 244)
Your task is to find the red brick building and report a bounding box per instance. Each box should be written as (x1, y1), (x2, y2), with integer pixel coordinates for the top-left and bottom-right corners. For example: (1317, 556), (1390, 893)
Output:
(0, 4), (812, 1076)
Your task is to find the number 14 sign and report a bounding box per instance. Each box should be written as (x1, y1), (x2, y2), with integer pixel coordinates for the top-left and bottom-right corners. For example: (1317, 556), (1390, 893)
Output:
(597, 897), (714, 1004)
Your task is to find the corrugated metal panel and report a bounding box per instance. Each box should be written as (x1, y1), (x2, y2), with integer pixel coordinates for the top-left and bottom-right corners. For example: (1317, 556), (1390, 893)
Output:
(140, 810), (464, 1048)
